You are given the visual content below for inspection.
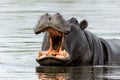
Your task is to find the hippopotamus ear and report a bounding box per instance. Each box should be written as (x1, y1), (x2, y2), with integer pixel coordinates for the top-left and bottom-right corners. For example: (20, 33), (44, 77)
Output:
(79, 20), (88, 30)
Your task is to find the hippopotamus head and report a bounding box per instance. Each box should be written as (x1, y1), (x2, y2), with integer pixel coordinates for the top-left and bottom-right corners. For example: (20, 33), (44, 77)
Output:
(34, 13), (91, 66)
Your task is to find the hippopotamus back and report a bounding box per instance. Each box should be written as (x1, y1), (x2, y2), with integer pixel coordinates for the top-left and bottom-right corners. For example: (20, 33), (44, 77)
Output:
(100, 38), (120, 65)
(84, 30), (120, 65)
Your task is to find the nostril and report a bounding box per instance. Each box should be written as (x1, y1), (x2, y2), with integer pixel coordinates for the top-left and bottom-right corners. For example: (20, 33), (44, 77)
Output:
(56, 13), (60, 15)
(55, 13), (62, 18)
(49, 17), (51, 21)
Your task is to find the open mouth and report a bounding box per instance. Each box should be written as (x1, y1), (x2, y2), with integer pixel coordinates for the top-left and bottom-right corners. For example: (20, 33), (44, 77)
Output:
(36, 27), (70, 64)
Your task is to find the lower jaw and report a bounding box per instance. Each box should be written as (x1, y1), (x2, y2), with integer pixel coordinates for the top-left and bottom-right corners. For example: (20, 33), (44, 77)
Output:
(36, 50), (70, 66)
(36, 57), (69, 66)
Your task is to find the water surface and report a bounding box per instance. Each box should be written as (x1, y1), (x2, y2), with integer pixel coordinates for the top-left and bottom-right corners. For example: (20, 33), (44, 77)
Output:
(0, 0), (120, 80)
(36, 66), (120, 80)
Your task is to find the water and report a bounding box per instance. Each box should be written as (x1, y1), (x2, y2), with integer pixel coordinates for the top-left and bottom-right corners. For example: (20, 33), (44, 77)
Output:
(0, 0), (120, 80)
(36, 66), (120, 80)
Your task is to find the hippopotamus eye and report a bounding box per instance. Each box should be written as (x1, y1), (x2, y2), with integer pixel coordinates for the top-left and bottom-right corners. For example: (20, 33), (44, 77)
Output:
(68, 17), (79, 25)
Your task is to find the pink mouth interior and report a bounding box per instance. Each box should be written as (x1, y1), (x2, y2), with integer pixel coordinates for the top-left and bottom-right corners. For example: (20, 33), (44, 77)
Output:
(36, 28), (70, 60)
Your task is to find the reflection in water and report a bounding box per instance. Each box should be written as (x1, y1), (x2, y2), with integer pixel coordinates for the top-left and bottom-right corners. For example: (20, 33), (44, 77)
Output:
(38, 73), (68, 80)
(36, 66), (120, 80)
(36, 66), (92, 80)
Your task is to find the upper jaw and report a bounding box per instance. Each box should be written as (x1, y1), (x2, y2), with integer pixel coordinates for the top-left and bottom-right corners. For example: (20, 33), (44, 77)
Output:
(34, 13), (71, 34)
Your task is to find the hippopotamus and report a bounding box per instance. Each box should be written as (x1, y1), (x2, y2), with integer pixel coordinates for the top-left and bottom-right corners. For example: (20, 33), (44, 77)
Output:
(34, 13), (120, 66)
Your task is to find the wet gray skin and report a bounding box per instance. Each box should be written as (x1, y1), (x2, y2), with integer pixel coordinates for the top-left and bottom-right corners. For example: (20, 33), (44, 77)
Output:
(34, 13), (71, 34)
(34, 13), (92, 66)
(34, 13), (120, 66)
